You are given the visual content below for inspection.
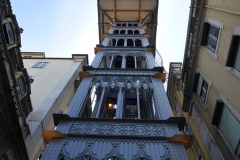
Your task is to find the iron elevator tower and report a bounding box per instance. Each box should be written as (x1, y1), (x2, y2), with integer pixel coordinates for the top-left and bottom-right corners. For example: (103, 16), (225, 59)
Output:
(41, 0), (190, 159)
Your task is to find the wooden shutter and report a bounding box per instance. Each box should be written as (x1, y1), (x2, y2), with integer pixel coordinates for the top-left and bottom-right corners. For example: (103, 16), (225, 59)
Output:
(192, 73), (200, 92)
(196, 76), (203, 96)
(226, 35), (240, 67)
(211, 99), (224, 125)
(200, 23), (210, 46)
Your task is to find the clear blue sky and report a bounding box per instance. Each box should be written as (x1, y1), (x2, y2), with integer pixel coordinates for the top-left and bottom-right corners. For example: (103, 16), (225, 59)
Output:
(11, 0), (190, 73)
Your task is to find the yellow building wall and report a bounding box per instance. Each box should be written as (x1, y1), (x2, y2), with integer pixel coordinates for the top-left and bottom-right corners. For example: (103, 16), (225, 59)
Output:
(192, 1), (240, 159)
(174, 89), (211, 159)
(184, 112), (212, 160)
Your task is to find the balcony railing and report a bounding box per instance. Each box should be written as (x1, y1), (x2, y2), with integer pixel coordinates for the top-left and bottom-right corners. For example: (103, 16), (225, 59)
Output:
(155, 49), (163, 67)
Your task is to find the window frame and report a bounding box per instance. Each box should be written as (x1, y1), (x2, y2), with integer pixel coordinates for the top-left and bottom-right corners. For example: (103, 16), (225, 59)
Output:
(211, 94), (240, 158)
(2, 18), (17, 50)
(200, 18), (224, 59)
(226, 27), (240, 80)
(192, 69), (211, 110)
(16, 76), (27, 100)
(33, 62), (49, 68)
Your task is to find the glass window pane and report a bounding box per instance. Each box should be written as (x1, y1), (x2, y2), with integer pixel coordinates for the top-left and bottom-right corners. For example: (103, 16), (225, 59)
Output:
(6, 23), (15, 44)
(34, 62), (48, 68)
(209, 25), (219, 38)
(203, 81), (208, 90)
(234, 43), (240, 72)
(207, 37), (217, 51)
(17, 77), (26, 98)
(200, 89), (206, 102)
(219, 105), (240, 150)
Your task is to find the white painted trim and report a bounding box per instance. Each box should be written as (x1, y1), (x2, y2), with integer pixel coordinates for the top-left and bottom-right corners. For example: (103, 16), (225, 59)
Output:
(225, 27), (240, 80)
(202, 18), (224, 58)
(234, 26), (240, 35)
(220, 93), (240, 122)
(205, 18), (224, 28)
(197, 68), (212, 86)
(226, 67), (240, 80)
(202, 46), (218, 59)
(196, 68), (212, 109)
(214, 26), (222, 56)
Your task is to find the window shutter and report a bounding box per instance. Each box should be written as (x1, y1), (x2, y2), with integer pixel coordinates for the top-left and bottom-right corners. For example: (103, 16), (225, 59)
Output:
(192, 73), (200, 92)
(211, 99), (224, 125)
(200, 23), (210, 46)
(226, 35), (240, 67)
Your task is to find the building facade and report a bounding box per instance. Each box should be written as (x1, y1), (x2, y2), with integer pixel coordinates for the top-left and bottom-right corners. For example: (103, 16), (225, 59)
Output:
(167, 62), (209, 160)
(167, 62), (183, 117)
(0, 0), (32, 159)
(21, 53), (88, 160)
(41, 0), (190, 159)
(181, 0), (240, 159)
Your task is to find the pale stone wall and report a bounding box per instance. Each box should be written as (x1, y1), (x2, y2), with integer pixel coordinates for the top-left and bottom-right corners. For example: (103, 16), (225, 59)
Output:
(23, 58), (85, 160)
(23, 59), (75, 120)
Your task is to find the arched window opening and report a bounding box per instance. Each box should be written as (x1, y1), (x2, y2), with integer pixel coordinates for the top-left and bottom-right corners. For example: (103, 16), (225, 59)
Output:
(113, 30), (119, 34)
(126, 56), (135, 68)
(128, 30), (133, 34)
(137, 56), (146, 69)
(3, 23), (15, 45)
(122, 23), (126, 26)
(110, 39), (117, 46)
(127, 39), (134, 46)
(120, 30), (126, 34)
(117, 39), (124, 46)
(100, 56), (112, 68)
(81, 88), (93, 118)
(114, 55), (122, 68)
(135, 39), (142, 47)
(134, 30), (139, 34)
(128, 23), (133, 26)
(116, 23), (121, 26)
(133, 23), (138, 26)
(124, 88), (138, 119)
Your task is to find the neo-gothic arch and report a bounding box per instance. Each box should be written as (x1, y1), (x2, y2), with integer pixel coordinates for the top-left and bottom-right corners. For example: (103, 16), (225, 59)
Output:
(117, 39), (124, 46)
(120, 30), (126, 34)
(112, 29), (140, 35)
(115, 23), (139, 26)
(134, 30), (140, 34)
(109, 39), (117, 46)
(128, 30), (133, 34)
(127, 39), (134, 46)
(135, 39), (142, 46)
(113, 30), (119, 34)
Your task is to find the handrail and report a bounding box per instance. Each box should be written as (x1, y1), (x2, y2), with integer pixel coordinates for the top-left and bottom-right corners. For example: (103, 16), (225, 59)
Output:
(155, 49), (163, 67)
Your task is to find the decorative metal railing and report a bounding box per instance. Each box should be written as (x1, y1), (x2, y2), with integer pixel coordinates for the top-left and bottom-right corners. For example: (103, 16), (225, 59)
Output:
(155, 49), (163, 67)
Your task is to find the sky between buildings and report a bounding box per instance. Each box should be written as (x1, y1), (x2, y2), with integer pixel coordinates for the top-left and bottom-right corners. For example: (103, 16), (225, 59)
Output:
(11, 0), (190, 74)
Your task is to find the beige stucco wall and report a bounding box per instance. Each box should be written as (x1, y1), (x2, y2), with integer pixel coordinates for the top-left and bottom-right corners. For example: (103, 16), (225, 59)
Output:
(23, 59), (75, 120)
(198, 4), (240, 113)
(30, 83), (75, 160)
(22, 57), (86, 160)
(192, 1), (240, 159)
